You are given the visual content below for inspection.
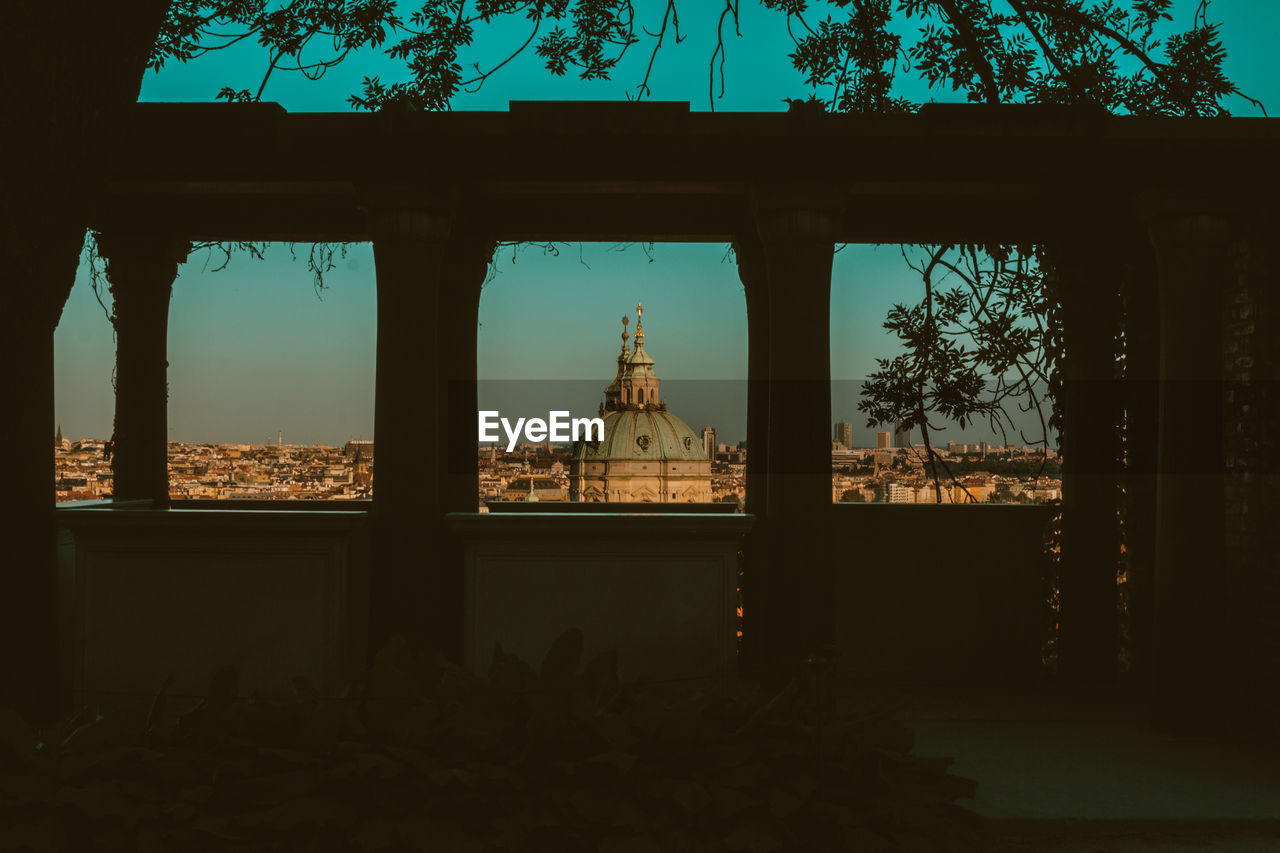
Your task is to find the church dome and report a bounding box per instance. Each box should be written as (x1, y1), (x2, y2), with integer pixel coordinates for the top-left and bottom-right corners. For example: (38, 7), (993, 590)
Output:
(569, 301), (712, 503)
(572, 408), (707, 463)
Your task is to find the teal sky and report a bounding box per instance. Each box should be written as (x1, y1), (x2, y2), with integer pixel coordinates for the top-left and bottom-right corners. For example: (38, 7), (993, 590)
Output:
(54, 1), (1278, 447)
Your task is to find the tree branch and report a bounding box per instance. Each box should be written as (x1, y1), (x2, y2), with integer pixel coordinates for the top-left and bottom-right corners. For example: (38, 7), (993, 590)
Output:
(933, 0), (1001, 104)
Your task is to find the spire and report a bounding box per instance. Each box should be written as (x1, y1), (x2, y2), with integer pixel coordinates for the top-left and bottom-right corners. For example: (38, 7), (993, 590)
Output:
(627, 302), (655, 368)
(621, 301), (660, 410)
(603, 315), (630, 411)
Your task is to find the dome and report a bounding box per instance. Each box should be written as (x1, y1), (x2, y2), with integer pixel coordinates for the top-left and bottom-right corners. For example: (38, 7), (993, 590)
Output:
(571, 409), (708, 463)
(569, 302), (713, 503)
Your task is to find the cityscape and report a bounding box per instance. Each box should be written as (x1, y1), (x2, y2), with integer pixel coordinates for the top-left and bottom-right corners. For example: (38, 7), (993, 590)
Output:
(55, 424), (1061, 506)
(55, 306), (1062, 506)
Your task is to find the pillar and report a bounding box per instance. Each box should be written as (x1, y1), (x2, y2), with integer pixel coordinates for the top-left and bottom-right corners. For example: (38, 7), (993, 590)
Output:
(436, 232), (495, 662)
(733, 234), (771, 673)
(1220, 221), (1280, 725)
(1146, 214), (1231, 730)
(1121, 242), (1160, 681)
(753, 197), (840, 665)
(368, 200), (451, 653)
(438, 233), (496, 517)
(99, 233), (189, 508)
(1052, 241), (1123, 681)
(0, 220), (83, 721)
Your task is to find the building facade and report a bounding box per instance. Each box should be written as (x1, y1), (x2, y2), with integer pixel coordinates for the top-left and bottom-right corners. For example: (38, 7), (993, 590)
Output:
(834, 421), (853, 450)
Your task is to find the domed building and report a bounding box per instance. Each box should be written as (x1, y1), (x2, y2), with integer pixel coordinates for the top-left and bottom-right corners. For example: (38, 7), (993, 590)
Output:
(570, 304), (712, 503)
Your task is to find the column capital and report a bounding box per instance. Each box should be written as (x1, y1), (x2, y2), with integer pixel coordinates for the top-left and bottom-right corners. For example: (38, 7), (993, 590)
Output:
(1134, 188), (1237, 243)
(439, 232), (498, 310)
(1146, 213), (1236, 252)
(360, 186), (455, 242)
(730, 235), (767, 290)
(750, 189), (844, 243)
(95, 231), (191, 266)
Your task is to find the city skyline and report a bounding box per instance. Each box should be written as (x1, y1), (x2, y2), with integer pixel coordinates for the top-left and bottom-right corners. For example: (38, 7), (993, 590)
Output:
(54, 241), (1060, 449)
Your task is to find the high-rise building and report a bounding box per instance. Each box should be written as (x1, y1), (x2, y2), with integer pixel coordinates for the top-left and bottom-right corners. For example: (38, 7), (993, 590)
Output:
(702, 426), (717, 460)
(875, 430), (892, 449)
(894, 421), (911, 449)
(834, 421), (853, 450)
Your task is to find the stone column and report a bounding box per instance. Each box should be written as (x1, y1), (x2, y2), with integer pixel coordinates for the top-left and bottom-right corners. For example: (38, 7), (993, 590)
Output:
(368, 200), (452, 653)
(435, 232), (495, 662)
(1220, 222), (1280, 726)
(1121, 243), (1161, 681)
(733, 234), (771, 674)
(1, 223), (81, 720)
(1146, 214), (1231, 730)
(1052, 241), (1124, 681)
(99, 233), (190, 509)
(735, 235), (771, 517)
(753, 198), (840, 665)
(438, 234), (496, 516)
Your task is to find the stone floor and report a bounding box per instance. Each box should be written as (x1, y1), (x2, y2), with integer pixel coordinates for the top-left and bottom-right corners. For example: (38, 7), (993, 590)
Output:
(857, 683), (1280, 851)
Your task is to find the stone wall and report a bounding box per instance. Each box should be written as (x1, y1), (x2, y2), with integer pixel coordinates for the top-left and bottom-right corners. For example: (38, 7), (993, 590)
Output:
(1223, 227), (1280, 725)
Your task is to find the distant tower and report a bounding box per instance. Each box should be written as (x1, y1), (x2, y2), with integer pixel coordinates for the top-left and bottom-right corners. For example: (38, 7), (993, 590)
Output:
(702, 426), (717, 460)
(834, 421), (853, 450)
(893, 421), (911, 449)
(875, 430), (892, 450)
(278, 429), (283, 447)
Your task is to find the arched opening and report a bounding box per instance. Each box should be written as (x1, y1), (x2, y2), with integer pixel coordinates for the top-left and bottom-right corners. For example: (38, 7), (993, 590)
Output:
(55, 241), (376, 503)
(477, 242), (746, 510)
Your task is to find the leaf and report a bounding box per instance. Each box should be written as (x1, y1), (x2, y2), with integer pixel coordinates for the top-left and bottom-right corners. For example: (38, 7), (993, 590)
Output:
(205, 664), (239, 713)
(291, 675), (318, 703)
(582, 647), (619, 703)
(57, 780), (157, 824)
(396, 817), (484, 853)
(586, 750), (637, 779)
(598, 835), (663, 853)
(144, 675), (173, 737)
(661, 777), (711, 815)
(0, 706), (37, 772)
(540, 628), (584, 683)
(724, 818), (785, 853)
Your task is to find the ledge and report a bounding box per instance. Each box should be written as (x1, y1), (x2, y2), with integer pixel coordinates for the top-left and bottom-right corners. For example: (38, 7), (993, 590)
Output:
(831, 502), (1057, 511)
(447, 511), (754, 538)
(56, 505), (369, 533)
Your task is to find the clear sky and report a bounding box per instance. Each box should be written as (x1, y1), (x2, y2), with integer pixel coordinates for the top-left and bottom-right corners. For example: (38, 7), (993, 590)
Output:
(54, 0), (1278, 447)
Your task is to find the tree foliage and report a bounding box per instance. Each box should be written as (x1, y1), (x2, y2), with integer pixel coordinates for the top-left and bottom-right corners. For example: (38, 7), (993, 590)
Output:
(0, 631), (982, 851)
(149, 1), (1256, 115)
